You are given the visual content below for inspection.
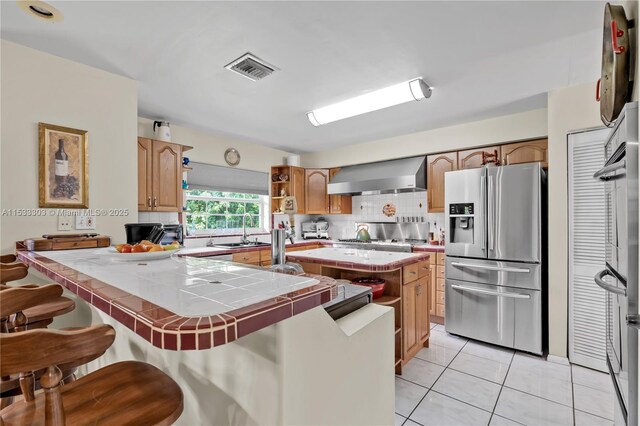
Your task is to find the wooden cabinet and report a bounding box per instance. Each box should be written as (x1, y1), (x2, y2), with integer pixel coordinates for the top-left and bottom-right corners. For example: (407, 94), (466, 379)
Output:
(403, 280), (419, 357)
(501, 138), (548, 168)
(305, 169), (330, 214)
(329, 168), (352, 214)
(427, 152), (457, 213)
(270, 165), (306, 214)
(138, 137), (182, 212)
(458, 146), (501, 169)
(428, 254), (437, 317)
(291, 167), (306, 214)
(137, 138), (153, 211)
(403, 276), (430, 360)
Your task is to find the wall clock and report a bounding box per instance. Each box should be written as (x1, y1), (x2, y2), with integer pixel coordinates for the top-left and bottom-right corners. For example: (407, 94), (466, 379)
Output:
(598, 3), (631, 126)
(224, 148), (241, 166)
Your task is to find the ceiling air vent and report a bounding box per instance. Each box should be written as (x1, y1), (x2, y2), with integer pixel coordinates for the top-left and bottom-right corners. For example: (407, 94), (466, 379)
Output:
(224, 53), (279, 82)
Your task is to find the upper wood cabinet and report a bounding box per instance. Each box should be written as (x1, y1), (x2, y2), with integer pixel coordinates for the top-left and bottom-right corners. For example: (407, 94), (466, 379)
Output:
(458, 146), (501, 169)
(305, 169), (330, 214)
(137, 138), (153, 211)
(502, 138), (548, 168)
(427, 152), (458, 213)
(138, 137), (182, 212)
(329, 168), (352, 214)
(290, 166), (306, 214)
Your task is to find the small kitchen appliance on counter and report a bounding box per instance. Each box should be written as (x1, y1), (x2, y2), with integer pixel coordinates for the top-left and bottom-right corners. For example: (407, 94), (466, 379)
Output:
(161, 224), (183, 245)
(316, 217), (330, 239)
(301, 221), (318, 239)
(124, 223), (166, 245)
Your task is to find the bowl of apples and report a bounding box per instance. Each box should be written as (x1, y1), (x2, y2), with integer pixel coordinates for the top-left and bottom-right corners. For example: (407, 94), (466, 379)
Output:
(108, 240), (181, 261)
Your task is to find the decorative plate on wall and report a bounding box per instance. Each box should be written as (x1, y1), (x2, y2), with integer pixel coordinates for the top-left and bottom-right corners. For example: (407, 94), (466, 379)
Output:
(224, 148), (241, 166)
(382, 203), (396, 217)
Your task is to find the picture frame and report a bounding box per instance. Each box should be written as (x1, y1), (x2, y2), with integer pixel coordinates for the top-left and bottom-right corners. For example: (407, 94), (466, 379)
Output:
(38, 122), (89, 208)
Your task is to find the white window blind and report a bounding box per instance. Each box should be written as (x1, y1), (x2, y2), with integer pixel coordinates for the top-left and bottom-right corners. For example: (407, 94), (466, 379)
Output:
(568, 128), (610, 372)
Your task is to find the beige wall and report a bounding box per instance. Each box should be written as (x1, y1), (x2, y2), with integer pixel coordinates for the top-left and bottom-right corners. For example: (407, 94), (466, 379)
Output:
(300, 108), (548, 168)
(547, 83), (603, 357)
(1, 40), (138, 252)
(138, 117), (293, 173)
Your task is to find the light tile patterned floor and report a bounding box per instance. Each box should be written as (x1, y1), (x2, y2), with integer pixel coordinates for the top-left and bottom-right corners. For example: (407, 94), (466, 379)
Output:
(396, 325), (615, 426)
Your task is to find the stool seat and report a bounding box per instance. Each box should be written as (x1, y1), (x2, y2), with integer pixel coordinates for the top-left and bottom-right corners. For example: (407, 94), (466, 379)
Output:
(21, 296), (75, 325)
(0, 361), (183, 425)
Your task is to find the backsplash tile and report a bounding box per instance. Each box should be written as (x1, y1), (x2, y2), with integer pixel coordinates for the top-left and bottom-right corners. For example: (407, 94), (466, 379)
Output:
(138, 212), (180, 224)
(295, 192), (445, 240)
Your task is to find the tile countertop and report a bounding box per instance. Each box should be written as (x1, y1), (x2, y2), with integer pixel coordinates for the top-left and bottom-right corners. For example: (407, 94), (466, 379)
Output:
(180, 239), (332, 258)
(287, 247), (430, 272)
(16, 248), (335, 351)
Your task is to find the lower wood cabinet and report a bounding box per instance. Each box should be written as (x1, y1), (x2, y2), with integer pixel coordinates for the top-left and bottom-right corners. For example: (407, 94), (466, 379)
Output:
(403, 275), (430, 360)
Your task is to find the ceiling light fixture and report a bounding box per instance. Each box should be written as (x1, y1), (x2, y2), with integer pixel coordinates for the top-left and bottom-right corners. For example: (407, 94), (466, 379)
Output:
(17, 0), (63, 22)
(307, 78), (432, 126)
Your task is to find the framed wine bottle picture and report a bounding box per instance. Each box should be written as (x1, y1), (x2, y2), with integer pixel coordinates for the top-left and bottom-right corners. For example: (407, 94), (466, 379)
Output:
(38, 122), (89, 208)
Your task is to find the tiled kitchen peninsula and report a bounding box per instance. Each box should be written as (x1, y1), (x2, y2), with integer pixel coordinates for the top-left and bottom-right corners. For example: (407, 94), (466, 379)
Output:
(17, 248), (394, 425)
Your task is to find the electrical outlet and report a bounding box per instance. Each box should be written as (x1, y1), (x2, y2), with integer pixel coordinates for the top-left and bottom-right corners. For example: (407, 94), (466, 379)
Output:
(75, 215), (96, 230)
(57, 215), (72, 231)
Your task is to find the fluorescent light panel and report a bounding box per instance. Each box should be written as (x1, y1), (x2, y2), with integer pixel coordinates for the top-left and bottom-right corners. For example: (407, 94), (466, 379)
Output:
(307, 78), (431, 126)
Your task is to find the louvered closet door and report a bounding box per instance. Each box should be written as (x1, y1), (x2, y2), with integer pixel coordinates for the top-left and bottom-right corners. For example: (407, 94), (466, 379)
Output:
(568, 128), (610, 372)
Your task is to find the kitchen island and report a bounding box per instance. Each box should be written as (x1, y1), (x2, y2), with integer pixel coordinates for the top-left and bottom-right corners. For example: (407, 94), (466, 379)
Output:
(16, 247), (395, 425)
(287, 248), (431, 374)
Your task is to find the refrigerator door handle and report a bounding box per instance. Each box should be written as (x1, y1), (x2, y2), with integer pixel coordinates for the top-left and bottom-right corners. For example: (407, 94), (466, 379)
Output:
(451, 284), (531, 299)
(480, 174), (486, 251)
(450, 262), (530, 273)
(488, 175), (495, 251)
(594, 269), (626, 296)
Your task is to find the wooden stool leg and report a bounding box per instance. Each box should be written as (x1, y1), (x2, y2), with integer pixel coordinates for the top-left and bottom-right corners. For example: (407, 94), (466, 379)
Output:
(39, 365), (65, 426)
(18, 371), (35, 402)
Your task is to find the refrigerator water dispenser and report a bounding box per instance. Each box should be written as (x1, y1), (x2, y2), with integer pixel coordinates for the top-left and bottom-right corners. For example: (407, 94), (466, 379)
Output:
(449, 203), (474, 244)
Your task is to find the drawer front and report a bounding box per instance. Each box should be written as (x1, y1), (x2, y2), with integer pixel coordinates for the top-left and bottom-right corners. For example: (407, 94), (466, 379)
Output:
(403, 263), (420, 283)
(428, 253), (437, 265)
(435, 303), (445, 317)
(445, 257), (541, 290)
(436, 278), (445, 292)
(417, 260), (430, 278)
(437, 252), (445, 266)
(232, 250), (261, 264)
(445, 278), (542, 353)
(436, 290), (445, 305)
(436, 266), (445, 280)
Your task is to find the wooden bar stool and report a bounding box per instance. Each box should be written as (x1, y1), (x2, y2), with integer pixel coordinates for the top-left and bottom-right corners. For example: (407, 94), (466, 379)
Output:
(0, 325), (184, 425)
(0, 264), (28, 284)
(0, 254), (17, 264)
(0, 285), (76, 407)
(0, 284), (75, 332)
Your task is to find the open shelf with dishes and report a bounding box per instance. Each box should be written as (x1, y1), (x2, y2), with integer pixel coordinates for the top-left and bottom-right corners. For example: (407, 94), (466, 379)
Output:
(270, 165), (305, 215)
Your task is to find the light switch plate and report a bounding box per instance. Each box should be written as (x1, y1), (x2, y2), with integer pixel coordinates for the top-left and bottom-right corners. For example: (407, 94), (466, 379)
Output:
(57, 215), (72, 231)
(75, 215), (96, 230)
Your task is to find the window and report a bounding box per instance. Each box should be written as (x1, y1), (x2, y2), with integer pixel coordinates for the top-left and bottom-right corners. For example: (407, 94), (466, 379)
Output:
(185, 190), (267, 234)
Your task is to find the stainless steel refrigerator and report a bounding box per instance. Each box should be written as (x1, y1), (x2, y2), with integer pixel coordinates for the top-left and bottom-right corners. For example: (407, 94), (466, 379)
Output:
(444, 162), (546, 354)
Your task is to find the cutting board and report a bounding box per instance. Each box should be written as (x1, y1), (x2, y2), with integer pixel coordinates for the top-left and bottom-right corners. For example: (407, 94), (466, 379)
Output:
(24, 234), (111, 251)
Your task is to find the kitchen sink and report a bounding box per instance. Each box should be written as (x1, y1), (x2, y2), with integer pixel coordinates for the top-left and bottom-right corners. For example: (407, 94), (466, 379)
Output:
(213, 242), (271, 248)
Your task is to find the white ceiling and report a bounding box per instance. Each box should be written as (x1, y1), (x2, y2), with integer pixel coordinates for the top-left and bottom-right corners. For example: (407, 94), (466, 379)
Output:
(1, 1), (605, 153)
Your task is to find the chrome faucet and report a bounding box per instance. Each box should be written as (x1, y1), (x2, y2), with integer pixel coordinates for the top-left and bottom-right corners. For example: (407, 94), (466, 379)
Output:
(240, 213), (254, 244)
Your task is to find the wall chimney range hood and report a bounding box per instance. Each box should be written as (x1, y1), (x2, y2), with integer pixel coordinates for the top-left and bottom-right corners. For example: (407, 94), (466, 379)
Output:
(327, 157), (426, 195)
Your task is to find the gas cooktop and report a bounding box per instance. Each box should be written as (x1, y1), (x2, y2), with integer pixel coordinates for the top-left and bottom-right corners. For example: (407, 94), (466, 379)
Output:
(333, 238), (426, 253)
